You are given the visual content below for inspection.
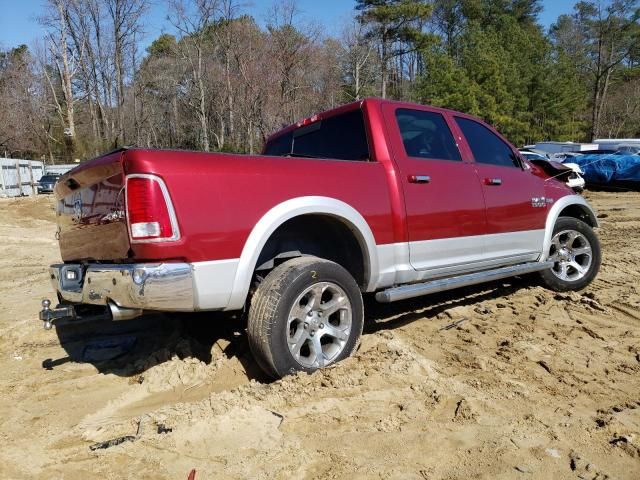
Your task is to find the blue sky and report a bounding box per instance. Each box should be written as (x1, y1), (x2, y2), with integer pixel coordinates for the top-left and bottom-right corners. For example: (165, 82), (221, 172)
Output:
(0, 0), (578, 51)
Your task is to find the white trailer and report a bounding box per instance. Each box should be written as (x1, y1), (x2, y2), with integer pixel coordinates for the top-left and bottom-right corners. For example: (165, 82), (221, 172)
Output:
(594, 139), (640, 153)
(45, 164), (76, 176)
(529, 142), (599, 155)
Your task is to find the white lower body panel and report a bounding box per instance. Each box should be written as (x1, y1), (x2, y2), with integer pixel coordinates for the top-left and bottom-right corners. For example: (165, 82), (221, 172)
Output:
(371, 229), (544, 291)
(191, 230), (545, 310)
(191, 258), (240, 310)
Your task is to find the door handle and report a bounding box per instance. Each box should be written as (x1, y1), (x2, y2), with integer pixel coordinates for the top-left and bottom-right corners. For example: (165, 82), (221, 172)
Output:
(408, 175), (431, 184)
(484, 178), (502, 186)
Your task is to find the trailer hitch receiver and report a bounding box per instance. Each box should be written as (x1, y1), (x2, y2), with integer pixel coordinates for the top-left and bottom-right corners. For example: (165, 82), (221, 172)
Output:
(39, 299), (76, 329)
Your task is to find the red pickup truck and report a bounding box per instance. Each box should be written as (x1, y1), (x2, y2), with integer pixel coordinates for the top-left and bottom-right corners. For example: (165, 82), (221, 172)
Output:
(41, 98), (601, 378)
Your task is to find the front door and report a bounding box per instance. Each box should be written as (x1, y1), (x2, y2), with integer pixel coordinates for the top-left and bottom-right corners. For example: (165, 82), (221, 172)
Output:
(382, 105), (488, 272)
(453, 116), (547, 262)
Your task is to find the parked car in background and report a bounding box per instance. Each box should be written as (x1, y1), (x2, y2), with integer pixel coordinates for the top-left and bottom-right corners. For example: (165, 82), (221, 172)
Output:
(519, 149), (586, 193)
(41, 98), (601, 379)
(37, 174), (61, 194)
(571, 151), (640, 187)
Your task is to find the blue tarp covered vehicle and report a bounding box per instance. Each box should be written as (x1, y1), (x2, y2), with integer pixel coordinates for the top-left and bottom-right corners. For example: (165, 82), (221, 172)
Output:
(572, 154), (640, 184)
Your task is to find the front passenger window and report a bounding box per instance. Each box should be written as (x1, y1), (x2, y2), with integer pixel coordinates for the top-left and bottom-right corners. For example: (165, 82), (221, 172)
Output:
(455, 117), (520, 168)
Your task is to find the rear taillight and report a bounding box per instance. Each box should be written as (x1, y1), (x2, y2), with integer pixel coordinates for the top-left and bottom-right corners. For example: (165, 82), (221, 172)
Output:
(125, 175), (179, 242)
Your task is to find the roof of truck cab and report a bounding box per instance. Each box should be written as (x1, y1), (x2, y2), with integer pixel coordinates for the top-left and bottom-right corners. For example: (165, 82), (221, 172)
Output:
(264, 97), (477, 145)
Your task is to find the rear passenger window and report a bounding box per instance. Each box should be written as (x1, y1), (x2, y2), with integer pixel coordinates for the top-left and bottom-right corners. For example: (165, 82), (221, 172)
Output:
(395, 109), (461, 161)
(264, 109), (370, 161)
(455, 117), (520, 168)
(264, 131), (293, 156)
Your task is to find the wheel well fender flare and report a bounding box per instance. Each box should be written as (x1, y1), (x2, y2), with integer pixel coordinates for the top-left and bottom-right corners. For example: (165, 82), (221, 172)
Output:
(226, 196), (379, 310)
(541, 195), (598, 260)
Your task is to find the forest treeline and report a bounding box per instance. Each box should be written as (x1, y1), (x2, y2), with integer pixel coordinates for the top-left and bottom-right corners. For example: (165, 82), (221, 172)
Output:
(0, 0), (638, 162)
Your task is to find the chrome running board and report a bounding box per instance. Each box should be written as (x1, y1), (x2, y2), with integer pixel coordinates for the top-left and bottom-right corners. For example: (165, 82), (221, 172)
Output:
(375, 261), (554, 303)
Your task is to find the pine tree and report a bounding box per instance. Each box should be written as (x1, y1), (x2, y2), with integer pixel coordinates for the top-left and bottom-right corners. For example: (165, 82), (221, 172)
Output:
(356, 0), (432, 98)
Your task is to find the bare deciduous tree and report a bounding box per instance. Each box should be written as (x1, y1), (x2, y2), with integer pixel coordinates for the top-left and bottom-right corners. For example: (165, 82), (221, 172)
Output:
(340, 20), (376, 100)
(105, 0), (148, 145)
(169, 0), (221, 151)
(39, 0), (78, 160)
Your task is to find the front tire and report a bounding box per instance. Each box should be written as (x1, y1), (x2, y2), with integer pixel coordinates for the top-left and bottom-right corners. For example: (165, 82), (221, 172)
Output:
(247, 256), (364, 379)
(539, 217), (601, 292)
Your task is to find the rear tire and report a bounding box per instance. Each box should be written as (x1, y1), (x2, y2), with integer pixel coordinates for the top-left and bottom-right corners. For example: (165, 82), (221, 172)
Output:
(539, 217), (601, 292)
(247, 256), (364, 379)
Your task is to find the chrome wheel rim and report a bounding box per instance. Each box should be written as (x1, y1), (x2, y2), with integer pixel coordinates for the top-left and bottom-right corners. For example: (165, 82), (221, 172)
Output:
(548, 229), (593, 282)
(286, 282), (352, 369)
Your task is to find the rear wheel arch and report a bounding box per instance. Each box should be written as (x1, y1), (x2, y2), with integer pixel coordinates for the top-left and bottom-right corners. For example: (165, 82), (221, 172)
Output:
(255, 214), (367, 288)
(226, 197), (378, 310)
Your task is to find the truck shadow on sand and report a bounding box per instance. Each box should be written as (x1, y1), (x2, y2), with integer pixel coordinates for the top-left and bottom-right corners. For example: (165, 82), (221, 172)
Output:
(43, 311), (270, 383)
(43, 274), (539, 382)
(363, 274), (539, 334)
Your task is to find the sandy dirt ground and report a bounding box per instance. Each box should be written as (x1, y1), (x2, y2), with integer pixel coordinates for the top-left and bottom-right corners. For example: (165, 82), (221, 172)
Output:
(0, 191), (639, 480)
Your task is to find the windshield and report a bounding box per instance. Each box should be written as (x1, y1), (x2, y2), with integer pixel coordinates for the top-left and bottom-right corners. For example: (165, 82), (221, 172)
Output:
(40, 175), (59, 182)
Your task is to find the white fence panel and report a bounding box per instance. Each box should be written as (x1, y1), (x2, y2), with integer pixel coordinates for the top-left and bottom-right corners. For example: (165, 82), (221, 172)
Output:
(0, 158), (45, 197)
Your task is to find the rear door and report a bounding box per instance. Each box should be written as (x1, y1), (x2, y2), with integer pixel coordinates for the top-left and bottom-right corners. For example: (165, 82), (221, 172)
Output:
(453, 116), (547, 262)
(382, 104), (488, 273)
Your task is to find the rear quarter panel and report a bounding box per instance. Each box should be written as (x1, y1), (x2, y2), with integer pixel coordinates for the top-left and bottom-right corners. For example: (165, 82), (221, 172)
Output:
(123, 149), (395, 263)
